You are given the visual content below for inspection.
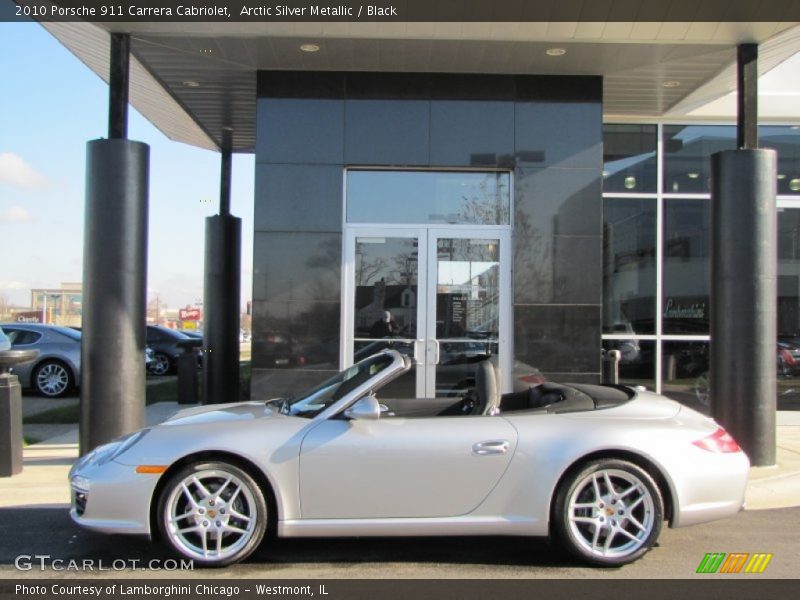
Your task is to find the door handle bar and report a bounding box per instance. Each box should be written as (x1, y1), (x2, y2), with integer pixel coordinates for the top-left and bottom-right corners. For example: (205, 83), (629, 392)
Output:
(472, 440), (510, 455)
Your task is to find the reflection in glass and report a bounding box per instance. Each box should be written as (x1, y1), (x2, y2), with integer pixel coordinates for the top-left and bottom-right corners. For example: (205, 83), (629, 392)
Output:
(347, 171), (511, 225)
(353, 237), (418, 340)
(434, 238), (501, 399)
(602, 125), (657, 193)
(436, 239), (500, 339)
(353, 236), (419, 399)
(777, 208), (800, 410)
(663, 199), (710, 334)
(602, 340), (655, 390)
(662, 125), (736, 193)
(661, 341), (709, 413)
(761, 126), (800, 196)
(603, 198), (656, 334)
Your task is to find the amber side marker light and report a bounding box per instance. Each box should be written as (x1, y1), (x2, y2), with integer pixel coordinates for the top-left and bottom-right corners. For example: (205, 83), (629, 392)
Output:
(693, 427), (741, 453)
(136, 465), (168, 474)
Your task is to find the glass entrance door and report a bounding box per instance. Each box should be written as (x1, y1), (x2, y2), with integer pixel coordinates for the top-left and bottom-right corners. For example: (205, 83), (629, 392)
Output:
(343, 227), (510, 399)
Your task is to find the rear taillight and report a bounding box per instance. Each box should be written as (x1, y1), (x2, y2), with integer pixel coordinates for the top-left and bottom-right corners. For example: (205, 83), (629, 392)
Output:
(692, 427), (742, 453)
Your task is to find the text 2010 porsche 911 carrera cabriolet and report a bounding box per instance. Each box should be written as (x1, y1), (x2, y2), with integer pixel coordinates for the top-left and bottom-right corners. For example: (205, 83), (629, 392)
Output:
(69, 349), (749, 567)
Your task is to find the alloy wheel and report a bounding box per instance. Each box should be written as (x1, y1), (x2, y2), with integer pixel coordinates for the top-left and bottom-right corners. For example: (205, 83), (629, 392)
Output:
(35, 362), (71, 397)
(566, 467), (657, 561)
(149, 353), (171, 376)
(161, 466), (265, 565)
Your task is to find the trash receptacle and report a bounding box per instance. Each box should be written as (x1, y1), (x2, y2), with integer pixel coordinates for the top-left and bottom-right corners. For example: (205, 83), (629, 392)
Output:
(176, 339), (202, 405)
(0, 349), (38, 476)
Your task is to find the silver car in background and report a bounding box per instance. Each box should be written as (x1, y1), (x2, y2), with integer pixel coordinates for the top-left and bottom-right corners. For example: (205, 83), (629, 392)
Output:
(70, 349), (749, 568)
(1, 323), (81, 397)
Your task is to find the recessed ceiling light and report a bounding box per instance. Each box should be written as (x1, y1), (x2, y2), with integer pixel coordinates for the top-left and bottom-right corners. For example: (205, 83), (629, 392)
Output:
(663, 81), (681, 88)
(182, 80), (200, 88)
(687, 172), (700, 179)
(300, 43), (320, 53)
(546, 48), (567, 56)
(778, 174), (787, 180)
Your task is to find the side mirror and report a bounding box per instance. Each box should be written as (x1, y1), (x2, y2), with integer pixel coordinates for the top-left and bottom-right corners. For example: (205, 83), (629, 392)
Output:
(344, 394), (381, 421)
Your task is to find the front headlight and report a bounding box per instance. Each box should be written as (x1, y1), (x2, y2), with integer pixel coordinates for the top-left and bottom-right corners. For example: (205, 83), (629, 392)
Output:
(71, 475), (91, 492)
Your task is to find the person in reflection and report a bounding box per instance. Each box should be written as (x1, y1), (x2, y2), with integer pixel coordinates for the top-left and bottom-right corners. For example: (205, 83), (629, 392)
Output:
(370, 310), (400, 338)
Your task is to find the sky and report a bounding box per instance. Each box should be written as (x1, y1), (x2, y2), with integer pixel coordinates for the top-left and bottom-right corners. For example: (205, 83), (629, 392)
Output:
(0, 20), (255, 312)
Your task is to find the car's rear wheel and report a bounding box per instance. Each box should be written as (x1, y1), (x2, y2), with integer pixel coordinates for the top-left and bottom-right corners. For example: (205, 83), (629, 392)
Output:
(33, 360), (74, 398)
(553, 459), (663, 567)
(157, 461), (267, 567)
(148, 352), (171, 376)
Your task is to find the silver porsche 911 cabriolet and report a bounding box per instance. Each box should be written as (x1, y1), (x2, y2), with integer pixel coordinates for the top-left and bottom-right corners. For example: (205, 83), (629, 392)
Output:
(69, 349), (749, 567)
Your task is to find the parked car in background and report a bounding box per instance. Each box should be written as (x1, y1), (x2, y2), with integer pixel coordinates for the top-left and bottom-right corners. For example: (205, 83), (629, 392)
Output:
(180, 330), (203, 340)
(146, 325), (198, 376)
(0, 323), (82, 397)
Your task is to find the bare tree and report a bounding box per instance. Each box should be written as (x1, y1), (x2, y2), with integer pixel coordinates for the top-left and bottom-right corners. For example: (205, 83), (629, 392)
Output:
(0, 293), (11, 321)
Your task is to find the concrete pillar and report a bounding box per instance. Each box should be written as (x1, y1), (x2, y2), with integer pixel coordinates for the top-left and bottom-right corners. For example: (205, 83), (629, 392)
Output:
(202, 214), (241, 404)
(710, 149), (777, 466)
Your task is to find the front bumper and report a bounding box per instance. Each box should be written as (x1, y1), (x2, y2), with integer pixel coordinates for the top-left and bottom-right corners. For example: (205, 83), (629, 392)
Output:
(69, 459), (160, 535)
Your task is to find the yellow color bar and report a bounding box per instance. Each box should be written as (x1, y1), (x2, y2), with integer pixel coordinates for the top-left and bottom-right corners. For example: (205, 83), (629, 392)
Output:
(744, 553), (773, 574)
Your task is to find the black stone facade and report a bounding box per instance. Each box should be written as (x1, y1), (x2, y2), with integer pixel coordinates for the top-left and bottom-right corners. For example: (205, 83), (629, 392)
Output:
(252, 71), (603, 398)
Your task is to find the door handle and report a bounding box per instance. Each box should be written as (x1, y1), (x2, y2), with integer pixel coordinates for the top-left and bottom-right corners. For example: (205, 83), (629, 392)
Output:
(472, 440), (510, 456)
(413, 339), (425, 365)
(428, 339), (440, 365)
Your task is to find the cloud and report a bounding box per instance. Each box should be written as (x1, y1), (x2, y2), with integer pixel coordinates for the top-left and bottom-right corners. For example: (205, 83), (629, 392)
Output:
(0, 281), (28, 290)
(0, 153), (48, 189)
(0, 205), (33, 223)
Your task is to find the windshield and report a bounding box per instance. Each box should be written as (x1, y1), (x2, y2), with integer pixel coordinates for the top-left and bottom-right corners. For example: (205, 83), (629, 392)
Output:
(278, 353), (395, 419)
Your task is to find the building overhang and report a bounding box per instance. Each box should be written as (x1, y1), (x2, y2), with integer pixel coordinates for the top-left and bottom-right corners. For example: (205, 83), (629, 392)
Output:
(42, 19), (800, 153)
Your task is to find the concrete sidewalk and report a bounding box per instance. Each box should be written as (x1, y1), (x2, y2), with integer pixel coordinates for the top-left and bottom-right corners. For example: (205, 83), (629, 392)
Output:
(3, 403), (800, 511)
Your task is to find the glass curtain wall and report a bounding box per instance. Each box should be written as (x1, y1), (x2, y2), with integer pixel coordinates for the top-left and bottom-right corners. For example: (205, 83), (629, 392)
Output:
(602, 123), (800, 411)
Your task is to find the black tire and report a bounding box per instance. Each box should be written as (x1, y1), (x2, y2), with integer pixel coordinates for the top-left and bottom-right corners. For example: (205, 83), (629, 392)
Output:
(33, 360), (75, 398)
(552, 459), (663, 567)
(148, 352), (172, 376)
(156, 461), (268, 567)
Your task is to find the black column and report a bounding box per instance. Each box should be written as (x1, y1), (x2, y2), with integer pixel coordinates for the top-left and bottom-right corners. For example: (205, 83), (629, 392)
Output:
(710, 44), (776, 467)
(737, 44), (758, 150)
(80, 33), (149, 454)
(81, 140), (149, 453)
(108, 34), (130, 140)
(203, 140), (241, 404)
(711, 150), (776, 466)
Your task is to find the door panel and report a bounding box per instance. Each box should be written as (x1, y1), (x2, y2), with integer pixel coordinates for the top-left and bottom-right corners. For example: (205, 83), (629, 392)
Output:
(299, 416), (518, 519)
(348, 231), (426, 398)
(429, 235), (503, 398)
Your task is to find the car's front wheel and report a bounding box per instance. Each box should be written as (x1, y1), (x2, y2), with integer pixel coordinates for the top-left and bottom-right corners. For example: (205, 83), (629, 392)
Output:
(157, 461), (268, 567)
(553, 459), (663, 567)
